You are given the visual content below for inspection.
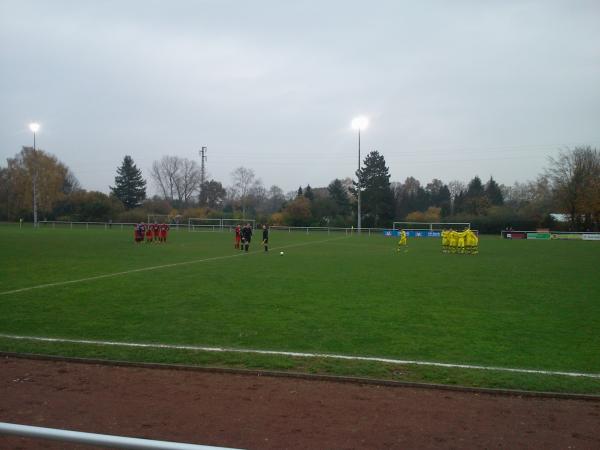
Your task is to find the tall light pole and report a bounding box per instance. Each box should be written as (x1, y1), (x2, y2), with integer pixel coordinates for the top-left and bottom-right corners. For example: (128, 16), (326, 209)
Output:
(351, 116), (369, 231)
(29, 122), (40, 227)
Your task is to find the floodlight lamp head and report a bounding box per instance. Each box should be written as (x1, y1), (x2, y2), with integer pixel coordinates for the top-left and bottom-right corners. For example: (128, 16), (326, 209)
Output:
(29, 122), (40, 133)
(351, 116), (369, 131)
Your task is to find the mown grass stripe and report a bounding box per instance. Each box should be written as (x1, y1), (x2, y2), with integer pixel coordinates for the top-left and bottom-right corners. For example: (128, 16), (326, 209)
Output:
(2, 334), (599, 379)
(0, 235), (349, 296)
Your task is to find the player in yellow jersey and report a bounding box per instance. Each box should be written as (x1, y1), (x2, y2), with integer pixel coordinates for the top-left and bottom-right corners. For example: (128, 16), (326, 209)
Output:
(449, 230), (458, 253)
(457, 229), (467, 254)
(396, 229), (407, 252)
(465, 228), (473, 255)
(441, 229), (449, 253)
(471, 229), (479, 254)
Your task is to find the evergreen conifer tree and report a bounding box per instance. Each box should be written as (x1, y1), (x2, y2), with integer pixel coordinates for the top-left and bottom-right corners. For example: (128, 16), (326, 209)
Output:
(110, 155), (146, 210)
(328, 178), (351, 216)
(485, 176), (504, 205)
(355, 151), (394, 227)
(464, 176), (489, 215)
(304, 184), (314, 201)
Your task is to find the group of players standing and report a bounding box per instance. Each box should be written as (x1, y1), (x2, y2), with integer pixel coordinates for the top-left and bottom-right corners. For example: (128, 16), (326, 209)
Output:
(441, 229), (479, 254)
(234, 223), (269, 252)
(396, 228), (479, 254)
(134, 223), (170, 243)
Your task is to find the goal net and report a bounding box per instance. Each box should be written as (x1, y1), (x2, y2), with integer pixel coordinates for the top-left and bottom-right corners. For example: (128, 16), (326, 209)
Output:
(188, 218), (223, 232)
(222, 218), (256, 231)
(188, 218), (257, 232)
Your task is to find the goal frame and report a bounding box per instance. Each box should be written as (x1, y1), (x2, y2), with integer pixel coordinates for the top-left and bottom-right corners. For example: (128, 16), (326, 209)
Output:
(222, 218), (256, 231)
(187, 217), (256, 232)
(188, 218), (222, 232)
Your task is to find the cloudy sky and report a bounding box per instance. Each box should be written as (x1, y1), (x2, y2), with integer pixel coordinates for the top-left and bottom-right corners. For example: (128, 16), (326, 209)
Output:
(1, 0), (599, 194)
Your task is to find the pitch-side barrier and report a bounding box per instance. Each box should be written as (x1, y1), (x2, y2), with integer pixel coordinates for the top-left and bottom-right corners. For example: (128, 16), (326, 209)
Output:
(0, 422), (241, 450)
(34, 220), (184, 230)
(15, 221), (391, 235)
(500, 230), (600, 241)
(269, 226), (386, 235)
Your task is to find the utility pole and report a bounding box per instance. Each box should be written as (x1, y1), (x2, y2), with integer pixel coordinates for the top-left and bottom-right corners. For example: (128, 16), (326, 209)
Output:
(199, 146), (207, 204)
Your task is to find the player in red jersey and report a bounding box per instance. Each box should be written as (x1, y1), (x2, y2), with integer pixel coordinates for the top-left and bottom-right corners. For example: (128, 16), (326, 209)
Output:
(145, 223), (153, 243)
(162, 223), (170, 242)
(134, 223), (143, 243)
(234, 224), (241, 249)
(158, 223), (167, 242)
(151, 223), (159, 242)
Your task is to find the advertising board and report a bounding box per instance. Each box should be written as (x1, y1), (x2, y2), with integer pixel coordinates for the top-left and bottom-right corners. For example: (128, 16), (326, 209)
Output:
(384, 229), (441, 238)
(582, 234), (600, 241)
(527, 232), (551, 240)
(405, 230), (441, 238)
(551, 233), (582, 240)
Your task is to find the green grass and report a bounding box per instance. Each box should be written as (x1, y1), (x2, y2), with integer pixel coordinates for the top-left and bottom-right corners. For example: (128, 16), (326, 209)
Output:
(1, 224), (599, 394)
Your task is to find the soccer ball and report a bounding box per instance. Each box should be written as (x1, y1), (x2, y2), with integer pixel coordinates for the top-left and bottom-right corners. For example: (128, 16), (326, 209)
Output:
(280, 251), (284, 255)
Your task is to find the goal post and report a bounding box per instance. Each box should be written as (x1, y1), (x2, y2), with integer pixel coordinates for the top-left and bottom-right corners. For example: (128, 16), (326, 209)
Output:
(188, 218), (222, 232)
(221, 218), (256, 231)
(187, 218), (257, 232)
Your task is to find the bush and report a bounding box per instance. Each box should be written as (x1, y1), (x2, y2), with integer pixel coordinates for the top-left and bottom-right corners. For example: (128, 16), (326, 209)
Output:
(117, 208), (148, 223)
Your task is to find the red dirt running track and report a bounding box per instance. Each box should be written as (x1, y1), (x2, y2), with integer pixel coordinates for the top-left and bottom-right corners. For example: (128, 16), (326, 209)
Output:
(1, 357), (599, 449)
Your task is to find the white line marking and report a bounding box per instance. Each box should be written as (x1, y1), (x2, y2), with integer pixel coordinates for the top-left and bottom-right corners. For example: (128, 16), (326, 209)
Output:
(0, 236), (349, 296)
(1, 334), (598, 379)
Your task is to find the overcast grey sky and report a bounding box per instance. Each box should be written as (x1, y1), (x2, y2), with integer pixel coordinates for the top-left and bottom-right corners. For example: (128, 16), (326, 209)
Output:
(1, 0), (599, 194)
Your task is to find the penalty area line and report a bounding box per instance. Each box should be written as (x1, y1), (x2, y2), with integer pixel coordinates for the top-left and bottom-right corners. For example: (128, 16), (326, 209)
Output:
(0, 235), (349, 296)
(0, 334), (599, 379)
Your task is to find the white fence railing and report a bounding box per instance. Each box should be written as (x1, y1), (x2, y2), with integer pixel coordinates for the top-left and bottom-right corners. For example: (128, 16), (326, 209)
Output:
(34, 221), (185, 230)
(0, 422), (240, 450)
(269, 225), (387, 236)
(5, 221), (494, 237)
(8, 221), (393, 235)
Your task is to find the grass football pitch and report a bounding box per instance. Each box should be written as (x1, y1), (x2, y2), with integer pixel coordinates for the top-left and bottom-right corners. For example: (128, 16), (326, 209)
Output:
(1, 224), (599, 394)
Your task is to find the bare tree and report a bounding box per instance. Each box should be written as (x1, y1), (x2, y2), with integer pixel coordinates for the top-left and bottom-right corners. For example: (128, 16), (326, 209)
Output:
(231, 166), (256, 217)
(176, 158), (201, 205)
(447, 180), (466, 214)
(266, 185), (286, 213)
(151, 156), (201, 206)
(151, 156), (180, 201)
(547, 146), (600, 230)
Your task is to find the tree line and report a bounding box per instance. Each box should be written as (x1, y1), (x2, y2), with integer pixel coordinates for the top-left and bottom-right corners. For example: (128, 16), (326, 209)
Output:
(1, 145), (598, 232)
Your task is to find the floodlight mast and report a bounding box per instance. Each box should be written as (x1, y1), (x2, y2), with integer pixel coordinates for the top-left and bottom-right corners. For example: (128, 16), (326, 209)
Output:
(29, 122), (40, 227)
(351, 116), (369, 231)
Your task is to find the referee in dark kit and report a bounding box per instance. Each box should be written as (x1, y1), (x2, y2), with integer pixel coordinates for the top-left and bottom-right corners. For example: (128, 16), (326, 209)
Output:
(241, 223), (253, 252)
(262, 224), (269, 252)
